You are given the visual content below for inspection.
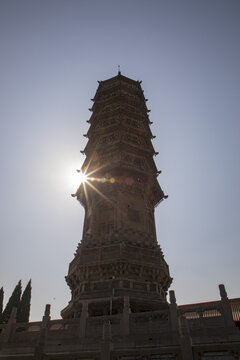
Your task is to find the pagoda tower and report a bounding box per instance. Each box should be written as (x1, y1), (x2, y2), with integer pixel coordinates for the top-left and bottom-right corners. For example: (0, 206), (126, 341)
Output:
(62, 72), (172, 319)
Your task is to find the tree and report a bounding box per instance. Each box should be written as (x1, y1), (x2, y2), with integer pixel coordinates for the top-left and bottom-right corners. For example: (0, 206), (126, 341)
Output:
(0, 287), (3, 315)
(0, 281), (22, 324)
(17, 280), (32, 323)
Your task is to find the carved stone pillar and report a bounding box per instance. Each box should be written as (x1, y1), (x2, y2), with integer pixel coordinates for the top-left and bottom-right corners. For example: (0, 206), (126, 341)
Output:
(79, 300), (88, 338)
(121, 296), (130, 335)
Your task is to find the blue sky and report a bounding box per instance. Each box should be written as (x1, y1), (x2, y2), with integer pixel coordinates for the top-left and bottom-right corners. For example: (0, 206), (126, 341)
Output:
(0, 0), (239, 321)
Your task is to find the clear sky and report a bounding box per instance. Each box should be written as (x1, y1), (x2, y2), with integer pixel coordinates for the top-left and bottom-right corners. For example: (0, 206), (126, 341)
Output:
(0, 0), (239, 321)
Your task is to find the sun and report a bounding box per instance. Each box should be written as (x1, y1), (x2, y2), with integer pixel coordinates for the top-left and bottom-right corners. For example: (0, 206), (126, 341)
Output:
(67, 169), (89, 191)
(78, 171), (88, 184)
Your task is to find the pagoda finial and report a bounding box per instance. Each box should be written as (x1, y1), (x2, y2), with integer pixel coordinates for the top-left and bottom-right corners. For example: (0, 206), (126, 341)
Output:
(118, 65), (121, 75)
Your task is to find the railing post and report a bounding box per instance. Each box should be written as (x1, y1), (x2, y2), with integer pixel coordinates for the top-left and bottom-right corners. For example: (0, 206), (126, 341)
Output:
(169, 290), (179, 332)
(42, 304), (51, 328)
(34, 304), (51, 359)
(101, 320), (111, 360)
(2, 307), (17, 343)
(179, 314), (193, 360)
(219, 284), (235, 327)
